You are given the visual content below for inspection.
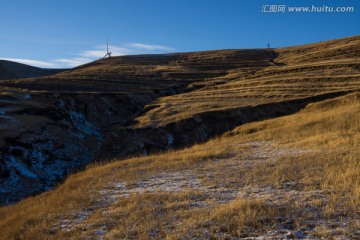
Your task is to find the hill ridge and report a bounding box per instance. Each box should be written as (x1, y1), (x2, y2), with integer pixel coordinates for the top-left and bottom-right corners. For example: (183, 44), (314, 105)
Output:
(0, 60), (66, 80)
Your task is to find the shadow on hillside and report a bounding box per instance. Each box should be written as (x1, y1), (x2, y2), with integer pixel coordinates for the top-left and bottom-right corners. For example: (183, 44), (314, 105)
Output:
(98, 90), (353, 160)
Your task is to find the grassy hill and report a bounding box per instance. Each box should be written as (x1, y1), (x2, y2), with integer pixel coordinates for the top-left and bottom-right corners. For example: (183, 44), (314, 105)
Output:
(0, 60), (65, 80)
(133, 35), (360, 127)
(0, 92), (358, 239)
(0, 35), (359, 239)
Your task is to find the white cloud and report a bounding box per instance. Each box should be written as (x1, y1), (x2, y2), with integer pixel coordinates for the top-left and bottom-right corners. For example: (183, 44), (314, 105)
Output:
(2, 42), (175, 68)
(0, 58), (56, 68)
(53, 58), (91, 68)
(81, 50), (106, 58)
(126, 43), (175, 51)
(54, 42), (175, 68)
(52, 45), (132, 68)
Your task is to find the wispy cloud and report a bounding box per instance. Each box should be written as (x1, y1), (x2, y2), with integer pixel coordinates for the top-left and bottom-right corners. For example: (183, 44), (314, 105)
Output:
(53, 58), (90, 67)
(1, 42), (175, 68)
(126, 43), (175, 51)
(52, 45), (132, 68)
(0, 58), (56, 68)
(53, 42), (175, 68)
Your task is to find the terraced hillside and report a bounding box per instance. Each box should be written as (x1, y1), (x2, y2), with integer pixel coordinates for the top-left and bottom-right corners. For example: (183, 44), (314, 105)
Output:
(103, 36), (360, 158)
(0, 35), (359, 207)
(0, 50), (275, 93)
(133, 36), (360, 127)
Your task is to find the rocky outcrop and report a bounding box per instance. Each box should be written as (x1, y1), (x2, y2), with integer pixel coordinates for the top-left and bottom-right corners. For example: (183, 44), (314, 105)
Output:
(0, 92), (152, 205)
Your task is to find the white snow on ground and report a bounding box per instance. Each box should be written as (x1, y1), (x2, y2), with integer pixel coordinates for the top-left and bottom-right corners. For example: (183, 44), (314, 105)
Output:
(70, 111), (101, 137)
(54, 141), (314, 234)
(53, 141), (357, 239)
(136, 170), (202, 193)
(57, 211), (92, 232)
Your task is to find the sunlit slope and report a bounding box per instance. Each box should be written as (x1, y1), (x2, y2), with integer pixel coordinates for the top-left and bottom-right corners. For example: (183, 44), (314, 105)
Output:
(133, 35), (360, 127)
(0, 92), (358, 239)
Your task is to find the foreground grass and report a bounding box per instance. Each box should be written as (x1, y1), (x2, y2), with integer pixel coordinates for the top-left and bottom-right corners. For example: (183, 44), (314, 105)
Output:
(0, 93), (359, 239)
(237, 93), (360, 214)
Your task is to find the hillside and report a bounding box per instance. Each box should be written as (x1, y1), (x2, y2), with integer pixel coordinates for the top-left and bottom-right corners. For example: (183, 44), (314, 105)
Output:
(0, 92), (358, 239)
(0, 60), (65, 80)
(0, 49), (277, 204)
(0, 35), (359, 238)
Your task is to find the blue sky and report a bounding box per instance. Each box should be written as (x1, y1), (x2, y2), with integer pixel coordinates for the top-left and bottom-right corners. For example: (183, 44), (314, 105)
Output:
(0, 0), (359, 68)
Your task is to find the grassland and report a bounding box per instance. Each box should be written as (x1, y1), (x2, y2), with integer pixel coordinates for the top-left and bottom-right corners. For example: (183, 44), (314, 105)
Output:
(0, 92), (358, 239)
(0, 35), (359, 239)
(133, 36), (360, 127)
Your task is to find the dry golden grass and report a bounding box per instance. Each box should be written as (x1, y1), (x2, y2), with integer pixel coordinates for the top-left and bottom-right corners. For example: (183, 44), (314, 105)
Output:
(0, 92), (359, 239)
(205, 199), (278, 237)
(133, 36), (360, 127)
(0, 137), (236, 239)
(1, 36), (359, 239)
(235, 93), (360, 219)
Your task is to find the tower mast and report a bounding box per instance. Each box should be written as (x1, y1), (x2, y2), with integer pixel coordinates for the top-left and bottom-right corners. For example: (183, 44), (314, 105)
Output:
(103, 38), (112, 58)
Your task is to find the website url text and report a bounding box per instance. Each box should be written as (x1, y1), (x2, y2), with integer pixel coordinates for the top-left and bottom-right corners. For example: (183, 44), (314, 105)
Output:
(261, 5), (355, 13)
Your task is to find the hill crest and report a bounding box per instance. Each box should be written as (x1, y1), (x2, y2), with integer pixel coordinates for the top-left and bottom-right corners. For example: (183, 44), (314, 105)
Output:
(0, 60), (66, 80)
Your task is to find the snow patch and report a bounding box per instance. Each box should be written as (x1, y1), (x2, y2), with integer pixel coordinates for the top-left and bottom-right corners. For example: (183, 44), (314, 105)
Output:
(69, 111), (101, 138)
(56, 210), (92, 232)
(136, 171), (202, 193)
